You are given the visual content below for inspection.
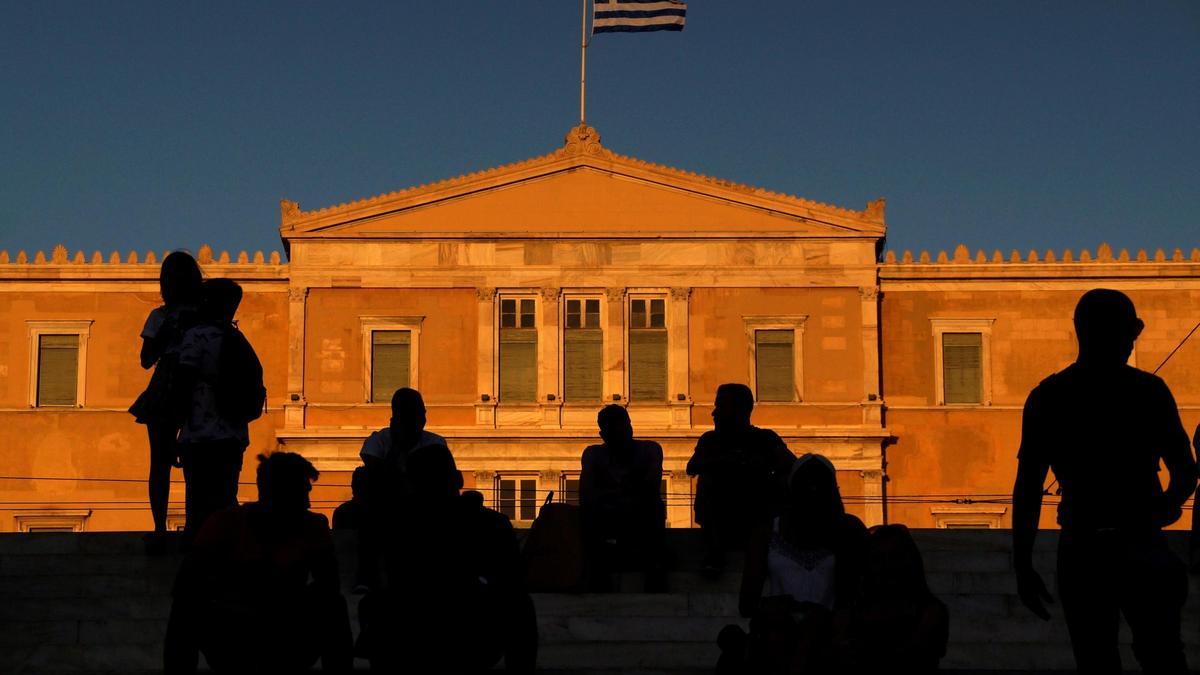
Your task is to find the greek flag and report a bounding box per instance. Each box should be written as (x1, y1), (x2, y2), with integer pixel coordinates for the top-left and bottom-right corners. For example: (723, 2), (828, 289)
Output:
(593, 0), (686, 34)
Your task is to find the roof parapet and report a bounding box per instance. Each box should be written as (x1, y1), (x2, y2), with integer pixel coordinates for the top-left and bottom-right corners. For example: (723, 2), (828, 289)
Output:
(0, 245), (284, 267)
(882, 244), (1200, 265)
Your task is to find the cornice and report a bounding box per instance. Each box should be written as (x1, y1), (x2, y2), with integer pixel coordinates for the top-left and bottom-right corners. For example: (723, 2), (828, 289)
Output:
(280, 124), (886, 236)
(879, 243), (1200, 281)
(0, 244), (289, 281)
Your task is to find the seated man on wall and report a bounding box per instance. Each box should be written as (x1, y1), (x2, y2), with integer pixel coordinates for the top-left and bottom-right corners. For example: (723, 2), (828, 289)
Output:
(580, 404), (668, 591)
(164, 452), (353, 675)
(355, 387), (461, 590)
(359, 444), (537, 673)
(687, 383), (796, 575)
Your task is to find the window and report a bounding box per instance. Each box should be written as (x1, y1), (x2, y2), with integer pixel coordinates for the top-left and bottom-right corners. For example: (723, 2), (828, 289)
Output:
(755, 330), (795, 401)
(14, 510), (91, 533)
(743, 316), (807, 402)
(496, 476), (539, 522)
(499, 298), (538, 402)
(563, 298), (602, 402)
(930, 505), (1006, 529)
(628, 298), (667, 402)
(942, 333), (982, 404)
(371, 330), (411, 402)
(930, 318), (994, 406)
(559, 474), (581, 505)
(27, 320), (91, 408)
(360, 317), (422, 403)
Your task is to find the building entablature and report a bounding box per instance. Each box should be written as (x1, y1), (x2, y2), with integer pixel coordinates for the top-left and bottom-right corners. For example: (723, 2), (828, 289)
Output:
(0, 245), (288, 284)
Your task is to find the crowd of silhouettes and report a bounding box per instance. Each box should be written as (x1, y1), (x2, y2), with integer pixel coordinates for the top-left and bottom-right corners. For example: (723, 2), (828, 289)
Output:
(136, 254), (1200, 674)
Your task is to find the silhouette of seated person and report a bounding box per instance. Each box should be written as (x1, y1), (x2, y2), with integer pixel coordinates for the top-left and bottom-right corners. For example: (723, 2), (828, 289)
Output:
(580, 404), (667, 591)
(164, 452), (352, 675)
(355, 387), (460, 590)
(332, 466), (368, 531)
(720, 454), (867, 675)
(834, 524), (948, 674)
(358, 444), (537, 673)
(687, 383), (796, 572)
(1013, 288), (1197, 673)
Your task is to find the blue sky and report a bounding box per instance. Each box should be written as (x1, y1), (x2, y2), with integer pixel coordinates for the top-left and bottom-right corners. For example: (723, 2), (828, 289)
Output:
(1, 1), (1196, 258)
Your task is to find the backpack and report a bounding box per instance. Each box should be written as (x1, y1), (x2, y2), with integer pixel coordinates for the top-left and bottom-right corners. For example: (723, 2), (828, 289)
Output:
(215, 325), (267, 424)
(522, 492), (585, 592)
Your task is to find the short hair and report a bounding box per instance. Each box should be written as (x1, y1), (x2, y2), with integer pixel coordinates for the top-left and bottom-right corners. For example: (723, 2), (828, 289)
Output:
(390, 387), (425, 415)
(255, 452), (319, 500)
(1074, 289), (1142, 344)
(715, 383), (755, 413)
(201, 278), (242, 320)
(407, 444), (457, 496)
(597, 404), (630, 429)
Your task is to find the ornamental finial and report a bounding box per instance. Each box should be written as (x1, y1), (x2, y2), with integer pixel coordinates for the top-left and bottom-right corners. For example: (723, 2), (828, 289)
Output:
(562, 124), (604, 156)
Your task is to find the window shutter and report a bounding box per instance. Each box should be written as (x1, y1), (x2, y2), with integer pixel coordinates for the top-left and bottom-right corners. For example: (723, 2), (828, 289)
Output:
(629, 329), (668, 401)
(498, 479), (516, 519)
(755, 330), (795, 402)
(37, 335), (79, 407)
(371, 331), (411, 402)
(499, 328), (538, 402)
(563, 478), (580, 506)
(943, 332), (983, 404)
(519, 479), (538, 520)
(564, 328), (602, 401)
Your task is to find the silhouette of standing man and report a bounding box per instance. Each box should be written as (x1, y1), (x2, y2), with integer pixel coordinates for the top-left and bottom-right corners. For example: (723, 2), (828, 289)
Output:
(1013, 289), (1197, 674)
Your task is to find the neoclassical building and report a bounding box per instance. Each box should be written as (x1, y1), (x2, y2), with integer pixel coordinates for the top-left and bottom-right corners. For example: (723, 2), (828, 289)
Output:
(1, 125), (1197, 532)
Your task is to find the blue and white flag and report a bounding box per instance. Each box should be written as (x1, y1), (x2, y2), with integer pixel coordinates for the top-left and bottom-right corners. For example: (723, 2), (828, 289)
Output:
(593, 0), (686, 34)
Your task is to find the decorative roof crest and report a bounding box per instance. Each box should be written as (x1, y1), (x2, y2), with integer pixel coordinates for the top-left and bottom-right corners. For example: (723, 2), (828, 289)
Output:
(559, 124), (607, 157)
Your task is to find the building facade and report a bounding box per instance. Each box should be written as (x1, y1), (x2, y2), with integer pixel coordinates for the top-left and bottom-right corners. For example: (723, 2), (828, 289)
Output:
(1, 125), (1197, 532)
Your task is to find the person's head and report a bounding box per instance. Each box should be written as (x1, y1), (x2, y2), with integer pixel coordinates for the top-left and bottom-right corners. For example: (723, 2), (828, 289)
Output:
(200, 278), (242, 324)
(712, 383), (754, 431)
(597, 404), (634, 448)
(862, 524), (931, 602)
(159, 250), (203, 308)
(389, 387), (427, 447)
(407, 444), (460, 503)
(1073, 289), (1143, 366)
(350, 466), (368, 500)
(255, 451), (319, 514)
(785, 454), (845, 537)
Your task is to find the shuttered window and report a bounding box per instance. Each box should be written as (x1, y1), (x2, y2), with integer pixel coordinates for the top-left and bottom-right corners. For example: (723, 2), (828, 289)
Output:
(629, 298), (667, 402)
(564, 298), (602, 402)
(370, 330), (411, 402)
(37, 335), (79, 407)
(755, 330), (795, 402)
(560, 476), (580, 505)
(942, 332), (983, 404)
(497, 477), (539, 521)
(499, 298), (537, 402)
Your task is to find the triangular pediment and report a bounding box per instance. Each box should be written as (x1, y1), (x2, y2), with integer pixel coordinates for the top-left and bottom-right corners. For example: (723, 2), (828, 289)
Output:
(280, 125), (885, 242)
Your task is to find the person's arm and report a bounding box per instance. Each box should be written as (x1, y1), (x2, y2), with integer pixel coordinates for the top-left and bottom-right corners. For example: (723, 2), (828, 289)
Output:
(1153, 382), (1197, 525)
(738, 522), (771, 618)
(1012, 388), (1053, 620)
(139, 336), (160, 370)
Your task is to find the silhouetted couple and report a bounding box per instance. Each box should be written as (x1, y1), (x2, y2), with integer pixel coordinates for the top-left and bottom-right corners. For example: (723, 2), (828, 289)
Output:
(353, 388), (536, 672)
(164, 452), (352, 674)
(132, 251), (265, 552)
(719, 455), (947, 674)
(1013, 289), (1198, 673)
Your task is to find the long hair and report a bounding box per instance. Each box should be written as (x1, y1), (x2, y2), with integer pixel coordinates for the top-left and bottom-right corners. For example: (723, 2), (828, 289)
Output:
(159, 250), (203, 308)
(784, 454), (846, 546)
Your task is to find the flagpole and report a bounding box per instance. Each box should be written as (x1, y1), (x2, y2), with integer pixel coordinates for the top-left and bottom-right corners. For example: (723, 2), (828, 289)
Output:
(580, 0), (588, 124)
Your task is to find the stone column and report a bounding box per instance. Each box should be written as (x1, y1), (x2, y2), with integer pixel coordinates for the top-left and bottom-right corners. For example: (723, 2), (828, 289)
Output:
(473, 470), (496, 507)
(859, 286), (883, 426)
(475, 288), (497, 427)
(668, 287), (692, 428)
(604, 287), (626, 403)
(861, 468), (885, 526)
(539, 469), (562, 504)
(538, 287), (562, 427)
(284, 286), (308, 430)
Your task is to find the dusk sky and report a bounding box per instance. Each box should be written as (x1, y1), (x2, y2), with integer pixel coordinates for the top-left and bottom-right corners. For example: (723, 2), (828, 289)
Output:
(1, 1), (1197, 259)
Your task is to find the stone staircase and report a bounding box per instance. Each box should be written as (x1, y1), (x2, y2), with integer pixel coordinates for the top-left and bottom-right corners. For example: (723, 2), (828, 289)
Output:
(0, 530), (1197, 673)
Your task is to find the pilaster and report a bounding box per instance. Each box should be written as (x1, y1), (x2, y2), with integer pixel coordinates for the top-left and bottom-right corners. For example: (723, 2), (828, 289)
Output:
(858, 285), (883, 426)
(604, 287), (626, 403)
(284, 286), (308, 429)
(668, 287), (692, 427)
(475, 288), (497, 427)
(861, 468), (885, 526)
(538, 288), (563, 427)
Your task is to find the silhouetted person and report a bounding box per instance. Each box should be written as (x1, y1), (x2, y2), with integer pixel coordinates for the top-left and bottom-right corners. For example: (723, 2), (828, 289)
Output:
(835, 524), (948, 674)
(164, 452), (352, 674)
(171, 279), (254, 541)
(580, 405), (667, 592)
(1013, 289), (1197, 673)
(130, 250), (202, 553)
(358, 444), (537, 673)
(355, 387), (460, 590)
(723, 454), (867, 675)
(687, 383), (796, 573)
(332, 466), (368, 530)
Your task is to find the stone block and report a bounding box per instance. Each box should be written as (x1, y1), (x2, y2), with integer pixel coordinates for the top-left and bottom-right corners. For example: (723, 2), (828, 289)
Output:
(0, 620), (78, 646)
(79, 618), (166, 645)
(534, 593), (690, 618)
